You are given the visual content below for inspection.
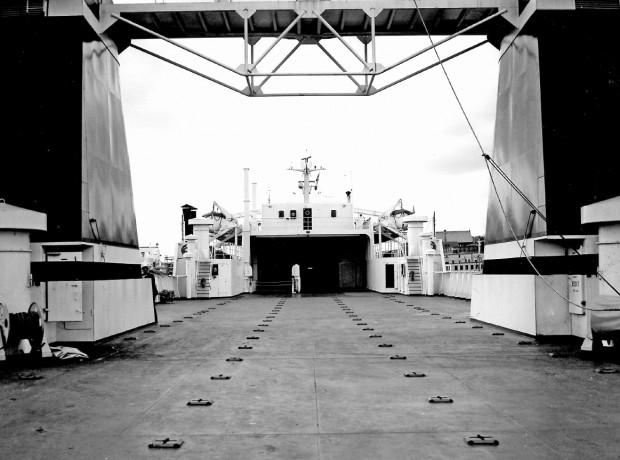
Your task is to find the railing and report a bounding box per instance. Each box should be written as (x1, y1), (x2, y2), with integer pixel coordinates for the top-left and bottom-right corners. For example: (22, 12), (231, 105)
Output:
(255, 280), (292, 294)
(374, 238), (407, 259)
(211, 242), (242, 259)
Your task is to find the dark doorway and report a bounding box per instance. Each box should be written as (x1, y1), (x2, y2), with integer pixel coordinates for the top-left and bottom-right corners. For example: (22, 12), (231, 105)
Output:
(385, 264), (395, 288)
(252, 235), (368, 293)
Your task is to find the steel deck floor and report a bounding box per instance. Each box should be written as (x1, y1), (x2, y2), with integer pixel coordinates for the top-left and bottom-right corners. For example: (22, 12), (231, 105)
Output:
(2, 293), (620, 459)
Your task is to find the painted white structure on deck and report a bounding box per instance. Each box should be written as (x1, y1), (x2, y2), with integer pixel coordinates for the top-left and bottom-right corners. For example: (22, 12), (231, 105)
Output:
(33, 243), (155, 343)
(259, 202), (368, 236)
(470, 194), (620, 344)
(471, 237), (590, 337)
(0, 201), (155, 353)
(437, 271), (475, 299)
(580, 195), (620, 344)
(174, 216), (245, 299)
(366, 214), (447, 296)
(367, 257), (407, 293)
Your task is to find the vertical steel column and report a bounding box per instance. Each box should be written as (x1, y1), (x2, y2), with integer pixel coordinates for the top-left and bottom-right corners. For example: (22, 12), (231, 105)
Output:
(250, 44), (255, 89)
(243, 168), (251, 291)
(244, 16), (249, 70)
(371, 14), (376, 70)
(244, 16), (253, 94)
(364, 43), (369, 88)
(365, 12), (377, 95)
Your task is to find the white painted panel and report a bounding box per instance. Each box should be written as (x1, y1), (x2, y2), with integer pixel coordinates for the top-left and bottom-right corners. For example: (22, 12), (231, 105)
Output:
(534, 275), (570, 336)
(484, 240), (533, 260)
(93, 279), (155, 341)
(367, 257), (405, 293)
(209, 262), (220, 297)
(230, 258), (245, 296)
(568, 275), (585, 315)
(471, 274), (537, 335)
(438, 272), (474, 299)
(47, 281), (83, 322)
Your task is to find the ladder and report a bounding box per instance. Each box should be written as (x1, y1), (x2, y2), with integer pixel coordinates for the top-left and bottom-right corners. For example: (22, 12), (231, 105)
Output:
(407, 258), (423, 295)
(196, 261), (211, 298)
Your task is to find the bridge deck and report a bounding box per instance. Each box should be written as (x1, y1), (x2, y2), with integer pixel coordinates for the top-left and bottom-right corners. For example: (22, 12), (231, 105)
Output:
(2, 292), (620, 458)
(104, 1), (505, 39)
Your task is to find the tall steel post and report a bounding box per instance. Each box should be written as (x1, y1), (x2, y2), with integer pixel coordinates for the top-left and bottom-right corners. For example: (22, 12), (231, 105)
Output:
(243, 168), (251, 291)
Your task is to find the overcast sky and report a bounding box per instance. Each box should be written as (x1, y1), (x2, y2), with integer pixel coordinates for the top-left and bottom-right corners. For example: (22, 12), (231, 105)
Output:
(119, 30), (498, 256)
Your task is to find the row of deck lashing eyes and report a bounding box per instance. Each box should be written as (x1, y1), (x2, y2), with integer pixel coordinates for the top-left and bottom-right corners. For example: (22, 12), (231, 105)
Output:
(124, 302), (229, 340)
(332, 294), (502, 447)
(150, 297), (260, 449)
(148, 298), (290, 448)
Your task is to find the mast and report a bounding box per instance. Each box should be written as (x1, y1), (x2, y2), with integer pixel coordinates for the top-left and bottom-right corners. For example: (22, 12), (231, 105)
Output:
(289, 155), (326, 204)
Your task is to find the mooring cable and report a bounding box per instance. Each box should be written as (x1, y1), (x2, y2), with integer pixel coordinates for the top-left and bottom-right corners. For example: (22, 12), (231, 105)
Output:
(410, 0), (620, 309)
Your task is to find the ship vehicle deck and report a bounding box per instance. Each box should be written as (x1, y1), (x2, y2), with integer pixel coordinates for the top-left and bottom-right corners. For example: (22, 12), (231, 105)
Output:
(2, 293), (619, 459)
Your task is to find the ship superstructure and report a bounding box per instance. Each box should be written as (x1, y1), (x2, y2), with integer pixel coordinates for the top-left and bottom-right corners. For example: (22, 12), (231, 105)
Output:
(174, 157), (444, 297)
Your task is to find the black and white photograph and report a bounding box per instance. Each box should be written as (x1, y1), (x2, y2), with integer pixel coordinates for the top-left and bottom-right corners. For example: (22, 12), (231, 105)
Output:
(1, 0), (619, 458)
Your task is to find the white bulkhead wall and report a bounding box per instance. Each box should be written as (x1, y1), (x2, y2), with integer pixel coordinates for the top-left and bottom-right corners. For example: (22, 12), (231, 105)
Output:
(259, 202), (356, 235)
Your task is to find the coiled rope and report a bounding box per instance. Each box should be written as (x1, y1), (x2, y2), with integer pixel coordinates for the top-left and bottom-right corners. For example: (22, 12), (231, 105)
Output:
(8, 310), (43, 348)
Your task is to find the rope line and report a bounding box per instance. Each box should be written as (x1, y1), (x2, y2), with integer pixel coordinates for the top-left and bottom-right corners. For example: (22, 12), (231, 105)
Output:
(411, 0), (620, 310)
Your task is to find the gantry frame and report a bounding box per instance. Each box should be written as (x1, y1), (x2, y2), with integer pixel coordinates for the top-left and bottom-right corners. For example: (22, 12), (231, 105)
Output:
(101, 1), (512, 97)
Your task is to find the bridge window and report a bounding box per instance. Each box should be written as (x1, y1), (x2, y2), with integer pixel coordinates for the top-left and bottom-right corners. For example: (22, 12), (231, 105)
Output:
(278, 210), (284, 218)
(331, 210), (337, 218)
(290, 210), (297, 219)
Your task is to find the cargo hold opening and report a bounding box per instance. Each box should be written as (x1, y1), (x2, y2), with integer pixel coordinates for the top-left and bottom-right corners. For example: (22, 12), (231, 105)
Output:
(252, 235), (368, 294)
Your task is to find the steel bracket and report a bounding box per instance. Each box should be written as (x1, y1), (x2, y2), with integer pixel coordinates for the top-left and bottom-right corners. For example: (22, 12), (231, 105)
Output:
(464, 435), (499, 446)
(596, 367), (618, 374)
(149, 438), (184, 449)
(404, 372), (426, 378)
(235, 8), (256, 19)
(429, 396), (453, 403)
(211, 374), (231, 380)
(187, 398), (213, 406)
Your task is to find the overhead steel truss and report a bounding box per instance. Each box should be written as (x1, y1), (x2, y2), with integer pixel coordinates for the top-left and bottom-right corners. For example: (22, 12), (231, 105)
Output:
(110, 8), (506, 97)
